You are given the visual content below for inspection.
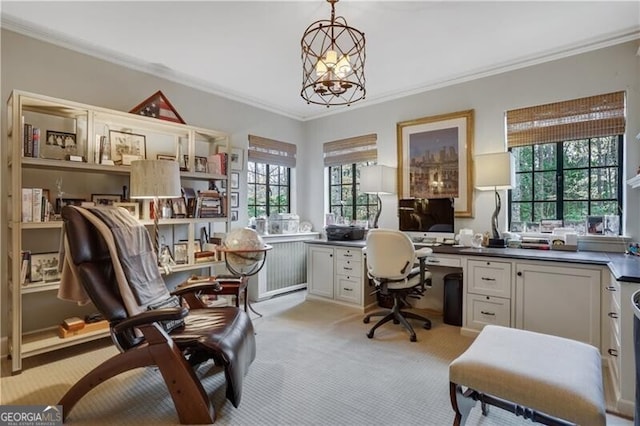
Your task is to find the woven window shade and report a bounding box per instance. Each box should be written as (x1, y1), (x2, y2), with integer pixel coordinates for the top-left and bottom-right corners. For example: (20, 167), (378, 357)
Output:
(506, 91), (625, 148)
(248, 135), (297, 167)
(323, 133), (377, 166)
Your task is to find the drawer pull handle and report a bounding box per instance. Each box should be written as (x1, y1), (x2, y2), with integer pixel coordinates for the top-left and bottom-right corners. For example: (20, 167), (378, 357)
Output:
(427, 259), (440, 263)
(480, 311), (495, 316)
(608, 349), (618, 357)
(343, 267), (352, 271)
(605, 286), (616, 292)
(608, 312), (619, 319)
(481, 277), (496, 281)
(343, 288), (352, 292)
(344, 254), (353, 258)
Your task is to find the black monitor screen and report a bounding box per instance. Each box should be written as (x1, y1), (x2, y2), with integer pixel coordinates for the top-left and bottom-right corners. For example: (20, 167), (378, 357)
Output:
(398, 198), (454, 233)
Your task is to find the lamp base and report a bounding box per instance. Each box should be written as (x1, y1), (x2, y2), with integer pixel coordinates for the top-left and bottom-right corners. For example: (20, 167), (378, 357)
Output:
(487, 238), (507, 248)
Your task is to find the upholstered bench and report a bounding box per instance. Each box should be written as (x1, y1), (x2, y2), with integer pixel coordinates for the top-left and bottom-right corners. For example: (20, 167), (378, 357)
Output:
(449, 325), (605, 426)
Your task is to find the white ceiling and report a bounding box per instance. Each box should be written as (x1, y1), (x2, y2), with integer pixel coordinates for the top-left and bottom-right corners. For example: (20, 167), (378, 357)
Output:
(2, 1), (639, 121)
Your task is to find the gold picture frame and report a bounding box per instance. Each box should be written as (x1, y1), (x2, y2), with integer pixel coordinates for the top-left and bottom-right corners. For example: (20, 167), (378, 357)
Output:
(397, 109), (474, 218)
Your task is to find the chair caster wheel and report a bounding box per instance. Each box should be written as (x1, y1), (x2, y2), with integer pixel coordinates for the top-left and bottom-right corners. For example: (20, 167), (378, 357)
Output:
(367, 331), (374, 339)
(410, 335), (417, 342)
(363, 317), (370, 324)
(423, 322), (432, 330)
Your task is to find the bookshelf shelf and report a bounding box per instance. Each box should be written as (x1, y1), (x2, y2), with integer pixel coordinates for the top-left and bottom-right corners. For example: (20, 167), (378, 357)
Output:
(6, 90), (233, 373)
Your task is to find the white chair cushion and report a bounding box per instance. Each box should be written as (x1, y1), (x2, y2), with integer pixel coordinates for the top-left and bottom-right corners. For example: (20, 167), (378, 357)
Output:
(449, 325), (605, 426)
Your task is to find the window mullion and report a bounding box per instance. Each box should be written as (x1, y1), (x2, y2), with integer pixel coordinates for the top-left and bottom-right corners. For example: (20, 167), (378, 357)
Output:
(557, 141), (563, 220)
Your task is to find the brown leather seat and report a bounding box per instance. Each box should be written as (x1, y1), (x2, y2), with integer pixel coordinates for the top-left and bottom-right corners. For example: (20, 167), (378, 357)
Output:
(58, 206), (256, 424)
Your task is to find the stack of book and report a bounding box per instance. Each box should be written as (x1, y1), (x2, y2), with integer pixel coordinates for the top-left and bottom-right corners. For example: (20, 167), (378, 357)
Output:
(22, 122), (41, 158)
(520, 237), (551, 250)
(21, 187), (53, 222)
(195, 190), (225, 218)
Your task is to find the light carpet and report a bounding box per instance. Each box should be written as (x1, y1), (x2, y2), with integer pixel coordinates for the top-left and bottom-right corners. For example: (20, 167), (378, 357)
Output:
(0, 290), (633, 425)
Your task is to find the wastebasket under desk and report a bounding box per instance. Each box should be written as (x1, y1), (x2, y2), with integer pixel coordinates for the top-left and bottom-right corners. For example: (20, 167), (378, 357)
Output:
(444, 272), (463, 326)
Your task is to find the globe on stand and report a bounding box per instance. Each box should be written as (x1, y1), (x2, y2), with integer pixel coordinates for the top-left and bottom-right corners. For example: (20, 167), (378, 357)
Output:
(222, 228), (272, 317)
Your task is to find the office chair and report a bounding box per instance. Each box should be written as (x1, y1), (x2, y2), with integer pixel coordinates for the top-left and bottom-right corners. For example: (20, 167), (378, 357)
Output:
(363, 229), (433, 342)
(57, 206), (256, 424)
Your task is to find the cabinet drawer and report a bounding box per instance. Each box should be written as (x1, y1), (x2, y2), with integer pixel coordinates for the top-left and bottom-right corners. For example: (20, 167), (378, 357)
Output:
(336, 248), (361, 262)
(424, 255), (461, 268)
(468, 260), (511, 297)
(337, 259), (361, 277)
(335, 275), (362, 304)
(466, 294), (510, 330)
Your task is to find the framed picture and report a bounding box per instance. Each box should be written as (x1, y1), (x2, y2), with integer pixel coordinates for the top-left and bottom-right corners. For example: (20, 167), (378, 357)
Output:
(540, 219), (563, 233)
(173, 242), (188, 264)
(524, 221), (540, 233)
(182, 155), (208, 173)
(42, 130), (78, 160)
(158, 245), (175, 267)
(230, 148), (244, 170)
(92, 194), (122, 206)
(157, 154), (176, 161)
(30, 252), (60, 283)
(230, 172), (240, 189)
(397, 109), (474, 218)
(113, 202), (140, 219)
(510, 221), (523, 233)
(230, 192), (239, 208)
(171, 197), (187, 218)
(231, 210), (238, 222)
(109, 130), (146, 165)
(587, 215), (604, 235)
(55, 197), (85, 214)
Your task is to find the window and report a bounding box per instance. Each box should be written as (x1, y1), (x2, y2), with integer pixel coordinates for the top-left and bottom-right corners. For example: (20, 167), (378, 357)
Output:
(506, 92), (625, 232)
(247, 162), (290, 217)
(247, 135), (296, 218)
(323, 134), (378, 223)
(328, 162), (378, 221)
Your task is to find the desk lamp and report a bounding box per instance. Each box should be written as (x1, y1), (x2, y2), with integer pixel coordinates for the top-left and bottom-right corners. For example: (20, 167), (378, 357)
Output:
(475, 152), (515, 248)
(130, 159), (182, 256)
(360, 165), (396, 228)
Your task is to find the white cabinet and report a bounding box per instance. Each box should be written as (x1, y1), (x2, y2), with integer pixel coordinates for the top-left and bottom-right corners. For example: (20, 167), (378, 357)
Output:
(515, 261), (601, 347)
(306, 243), (374, 310)
(465, 259), (512, 331)
(5, 90), (232, 373)
(307, 245), (335, 298)
(604, 275), (639, 417)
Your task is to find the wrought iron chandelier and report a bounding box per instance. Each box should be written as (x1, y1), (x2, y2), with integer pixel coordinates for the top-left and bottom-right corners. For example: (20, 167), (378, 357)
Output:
(301, 0), (366, 107)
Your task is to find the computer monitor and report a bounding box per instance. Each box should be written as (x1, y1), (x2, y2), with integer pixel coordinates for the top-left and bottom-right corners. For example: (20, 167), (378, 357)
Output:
(398, 198), (455, 242)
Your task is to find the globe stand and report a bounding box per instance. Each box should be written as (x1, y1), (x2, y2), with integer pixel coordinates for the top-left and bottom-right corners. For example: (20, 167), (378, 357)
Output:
(221, 245), (272, 318)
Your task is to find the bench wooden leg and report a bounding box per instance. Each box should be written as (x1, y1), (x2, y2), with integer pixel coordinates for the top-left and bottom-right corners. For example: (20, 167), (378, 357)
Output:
(450, 382), (477, 426)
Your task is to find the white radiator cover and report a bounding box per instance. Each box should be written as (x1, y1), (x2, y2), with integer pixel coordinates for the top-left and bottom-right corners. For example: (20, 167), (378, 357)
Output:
(248, 233), (319, 301)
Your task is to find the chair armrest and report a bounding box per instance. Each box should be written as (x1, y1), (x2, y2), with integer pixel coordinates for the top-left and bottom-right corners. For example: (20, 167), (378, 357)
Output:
(112, 307), (188, 333)
(171, 280), (222, 296)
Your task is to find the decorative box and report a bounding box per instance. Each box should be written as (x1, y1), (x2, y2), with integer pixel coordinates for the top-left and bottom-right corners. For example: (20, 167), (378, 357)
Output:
(268, 213), (299, 234)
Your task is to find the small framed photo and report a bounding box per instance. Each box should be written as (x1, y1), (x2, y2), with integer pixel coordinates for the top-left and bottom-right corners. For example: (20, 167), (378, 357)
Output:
(231, 210), (238, 222)
(30, 252), (60, 283)
(109, 130), (146, 165)
(587, 215), (604, 235)
(42, 131), (78, 160)
(173, 242), (188, 264)
(230, 192), (239, 208)
(183, 155), (208, 172)
(230, 172), (240, 189)
(230, 148), (244, 170)
(113, 202), (140, 219)
(157, 154), (176, 161)
(92, 194), (122, 206)
(170, 197), (187, 218)
(55, 197), (86, 214)
(540, 219), (563, 233)
(158, 245), (175, 267)
(524, 221), (540, 233)
(510, 221), (523, 233)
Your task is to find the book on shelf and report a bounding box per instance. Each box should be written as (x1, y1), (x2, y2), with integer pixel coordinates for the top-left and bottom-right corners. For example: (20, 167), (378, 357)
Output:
(21, 187), (52, 222)
(207, 153), (227, 175)
(20, 250), (31, 285)
(22, 123), (41, 158)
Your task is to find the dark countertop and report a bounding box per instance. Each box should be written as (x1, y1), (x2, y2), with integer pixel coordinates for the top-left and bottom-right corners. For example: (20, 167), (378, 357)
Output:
(305, 239), (640, 283)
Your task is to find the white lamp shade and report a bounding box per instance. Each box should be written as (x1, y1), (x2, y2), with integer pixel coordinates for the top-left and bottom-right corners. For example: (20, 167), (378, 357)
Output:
(475, 152), (515, 191)
(360, 165), (396, 194)
(130, 159), (181, 199)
